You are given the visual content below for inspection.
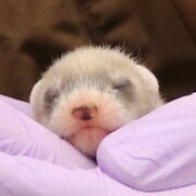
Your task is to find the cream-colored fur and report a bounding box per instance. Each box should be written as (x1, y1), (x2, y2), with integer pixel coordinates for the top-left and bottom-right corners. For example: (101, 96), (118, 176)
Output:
(30, 46), (163, 157)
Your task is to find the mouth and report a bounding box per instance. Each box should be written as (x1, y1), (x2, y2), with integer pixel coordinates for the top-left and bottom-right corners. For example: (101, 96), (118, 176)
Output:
(65, 125), (109, 156)
(80, 125), (106, 131)
(67, 125), (109, 141)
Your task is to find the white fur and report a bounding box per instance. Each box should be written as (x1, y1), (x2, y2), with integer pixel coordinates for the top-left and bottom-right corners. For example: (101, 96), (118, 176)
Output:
(48, 88), (141, 155)
(30, 46), (163, 157)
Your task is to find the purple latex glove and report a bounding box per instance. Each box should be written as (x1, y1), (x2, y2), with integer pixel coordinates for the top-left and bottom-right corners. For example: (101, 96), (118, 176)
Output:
(97, 93), (196, 191)
(1, 94), (196, 196)
(0, 95), (95, 168)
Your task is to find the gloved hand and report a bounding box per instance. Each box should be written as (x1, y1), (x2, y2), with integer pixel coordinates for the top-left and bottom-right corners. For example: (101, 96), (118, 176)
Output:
(0, 94), (196, 196)
(97, 93), (196, 191)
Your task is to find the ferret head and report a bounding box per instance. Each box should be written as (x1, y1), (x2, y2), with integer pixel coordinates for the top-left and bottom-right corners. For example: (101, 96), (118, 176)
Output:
(30, 46), (163, 157)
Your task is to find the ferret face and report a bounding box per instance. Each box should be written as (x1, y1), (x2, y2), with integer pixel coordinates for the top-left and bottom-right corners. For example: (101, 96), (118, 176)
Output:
(30, 46), (163, 157)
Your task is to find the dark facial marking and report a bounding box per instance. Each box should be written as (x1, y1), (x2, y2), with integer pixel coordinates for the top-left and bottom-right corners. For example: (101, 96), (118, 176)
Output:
(111, 77), (134, 105)
(44, 88), (59, 109)
(112, 78), (132, 91)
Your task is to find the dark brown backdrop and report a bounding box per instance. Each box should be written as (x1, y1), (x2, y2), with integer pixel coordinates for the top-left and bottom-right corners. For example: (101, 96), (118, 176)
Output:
(0, 0), (195, 101)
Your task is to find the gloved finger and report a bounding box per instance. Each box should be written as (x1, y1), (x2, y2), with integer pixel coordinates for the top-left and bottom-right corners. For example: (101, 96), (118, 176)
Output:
(0, 99), (95, 168)
(1, 151), (195, 196)
(97, 93), (196, 191)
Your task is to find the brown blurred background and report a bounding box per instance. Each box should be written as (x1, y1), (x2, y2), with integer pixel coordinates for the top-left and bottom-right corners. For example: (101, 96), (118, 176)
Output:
(0, 0), (195, 101)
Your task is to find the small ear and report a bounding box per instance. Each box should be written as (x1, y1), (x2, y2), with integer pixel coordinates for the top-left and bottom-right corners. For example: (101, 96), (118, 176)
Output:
(29, 80), (42, 103)
(134, 64), (164, 107)
(135, 64), (160, 93)
(29, 79), (44, 118)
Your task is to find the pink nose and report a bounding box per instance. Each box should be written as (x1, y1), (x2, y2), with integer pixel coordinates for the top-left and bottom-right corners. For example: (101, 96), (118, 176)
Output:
(72, 104), (98, 121)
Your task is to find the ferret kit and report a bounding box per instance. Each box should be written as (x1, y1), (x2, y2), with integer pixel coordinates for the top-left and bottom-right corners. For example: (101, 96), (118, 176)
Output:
(30, 46), (163, 157)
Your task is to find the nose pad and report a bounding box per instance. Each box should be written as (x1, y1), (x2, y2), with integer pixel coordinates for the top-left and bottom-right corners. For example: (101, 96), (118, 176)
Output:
(72, 104), (98, 121)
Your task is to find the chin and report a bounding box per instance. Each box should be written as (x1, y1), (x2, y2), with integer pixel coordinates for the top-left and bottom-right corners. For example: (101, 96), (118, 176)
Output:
(66, 126), (109, 157)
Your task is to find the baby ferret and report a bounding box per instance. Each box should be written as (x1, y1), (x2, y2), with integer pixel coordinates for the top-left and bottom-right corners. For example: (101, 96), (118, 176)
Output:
(30, 46), (163, 157)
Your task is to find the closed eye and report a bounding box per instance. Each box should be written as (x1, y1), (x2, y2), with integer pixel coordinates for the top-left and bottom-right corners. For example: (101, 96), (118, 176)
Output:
(112, 78), (132, 91)
(44, 88), (59, 108)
